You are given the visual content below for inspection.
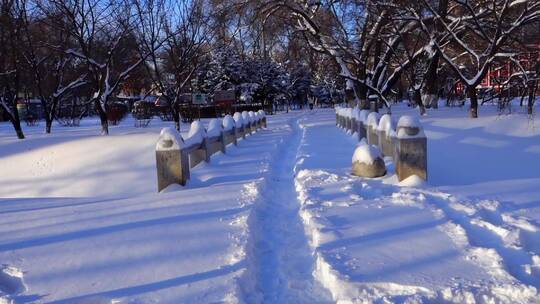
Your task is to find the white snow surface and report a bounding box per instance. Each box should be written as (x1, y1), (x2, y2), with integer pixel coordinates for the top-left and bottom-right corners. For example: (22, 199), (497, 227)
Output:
(352, 143), (382, 165)
(2, 103), (540, 303)
(0, 112), (317, 303)
(294, 107), (540, 303)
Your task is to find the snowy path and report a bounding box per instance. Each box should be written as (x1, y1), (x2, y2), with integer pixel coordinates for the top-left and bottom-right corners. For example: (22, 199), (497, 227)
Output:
(241, 114), (333, 303)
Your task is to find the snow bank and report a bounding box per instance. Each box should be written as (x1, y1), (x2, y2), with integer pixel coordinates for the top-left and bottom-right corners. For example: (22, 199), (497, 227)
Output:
(223, 115), (235, 131)
(156, 127), (183, 151)
(206, 118), (222, 138)
(233, 112), (244, 127)
(366, 112), (380, 128)
(352, 143), (382, 165)
(184, 120), (206, 147)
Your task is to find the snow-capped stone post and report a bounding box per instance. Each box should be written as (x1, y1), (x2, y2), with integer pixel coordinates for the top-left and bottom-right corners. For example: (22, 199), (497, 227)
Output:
(357, 109), (369, 141)
(206, 119), (226, 156)
(345, 108), (353, 131)
(184, 121), (209, 168)
(233, 112), (245, 139)
(248, 111), (257, 133)
(222, 115), (237, 146)
(351, 107), (359, 134)
(337, 107), (343, 128)
(395, 115), (427, 181)
(366, 112), (380, 146)
(377, 114), (396, 158)
(352, 143), (386, 178)
(156, 127), (188, 191)
(258, 110), (267, 128)
(241, 111), (251, 134)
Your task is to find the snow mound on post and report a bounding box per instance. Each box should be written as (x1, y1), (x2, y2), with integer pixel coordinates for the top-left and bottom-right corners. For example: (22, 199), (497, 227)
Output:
(184, 121), (206, 146)
(257, 110), (265, 117)
(156, 127), (183, 151)
(352, 107), (360, 120)
(206, 119), (223, 138)
(378, 114), (394, 133)
(233, 112), (244, 127)
(345, 108), (353, 118)
(222, 115), (235, 131)
(397, 115), (422, 129)
(241, 111), (250, 124)
(359, 110), (370, 123)
(352, 143), (382, 165)
(367, 112), (380, 128)
(397, 115), (424, 138)
(248, 111), (255, 122)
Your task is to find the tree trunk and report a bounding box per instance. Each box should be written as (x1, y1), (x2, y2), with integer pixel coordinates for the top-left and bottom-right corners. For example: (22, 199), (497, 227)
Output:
(11, 119), (25, 139)
(45, 118), (53, 134)
(5, 99), (25, 139)
(413, 89), (426, 115)
(528, 81), (537, 115)
(468, 86), (478, 118)
(174, 112), (181, 131)
(95, 99), (109, 135)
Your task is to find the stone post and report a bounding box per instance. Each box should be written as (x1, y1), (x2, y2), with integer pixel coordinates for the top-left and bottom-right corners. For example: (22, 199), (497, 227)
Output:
(366, 112), (380, 146)
(219, 131), (226, 153)
(369, 95), (379, 113)
(395, 116), (428, 181)
(156, 128), (187, 191)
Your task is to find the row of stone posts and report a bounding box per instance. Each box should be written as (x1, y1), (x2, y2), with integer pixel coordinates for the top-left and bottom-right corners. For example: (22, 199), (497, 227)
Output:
(156, 110), (267, 192)
(335, 107), (427, 182)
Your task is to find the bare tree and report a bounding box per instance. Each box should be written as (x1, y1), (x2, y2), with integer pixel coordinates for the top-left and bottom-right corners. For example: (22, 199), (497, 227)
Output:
(415, 0), (540, 117)
(136, 0), (212, 131)
(48, 0), (162, 135)
(0, 0), (26, 139)
(20, 1), (87, 133)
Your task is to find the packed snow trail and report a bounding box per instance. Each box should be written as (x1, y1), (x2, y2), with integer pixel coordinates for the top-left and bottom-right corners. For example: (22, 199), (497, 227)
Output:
(241, 113), (333, 303)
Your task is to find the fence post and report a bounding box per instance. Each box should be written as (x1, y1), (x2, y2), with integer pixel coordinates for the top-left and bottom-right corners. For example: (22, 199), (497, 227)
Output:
(156, 127), (186, 191)
(377, 114), (395, 158)
(395, 115), (428, 181)
(366, 112), (380, 146)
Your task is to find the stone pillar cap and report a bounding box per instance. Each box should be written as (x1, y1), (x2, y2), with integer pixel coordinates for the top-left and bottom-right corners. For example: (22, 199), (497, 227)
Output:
(156, 127), (183, 151)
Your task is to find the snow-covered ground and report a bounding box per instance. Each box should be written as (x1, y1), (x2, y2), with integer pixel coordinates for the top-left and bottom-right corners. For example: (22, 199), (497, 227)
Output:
(1, 104), (540, 303)
(295, 105), (540, 303)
